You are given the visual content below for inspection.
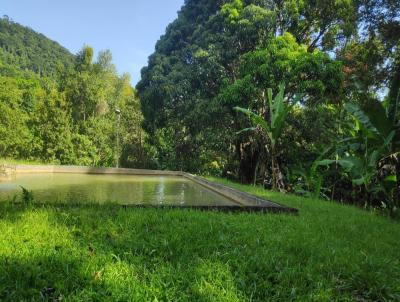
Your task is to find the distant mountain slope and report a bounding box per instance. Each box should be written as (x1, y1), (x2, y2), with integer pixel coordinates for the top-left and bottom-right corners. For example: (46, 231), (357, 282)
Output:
(0, 16), (74, 76)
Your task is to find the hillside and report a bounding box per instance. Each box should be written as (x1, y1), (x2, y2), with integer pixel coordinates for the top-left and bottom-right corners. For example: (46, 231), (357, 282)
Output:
(0, 16), (74, 76)
(0, 17), (151, 169)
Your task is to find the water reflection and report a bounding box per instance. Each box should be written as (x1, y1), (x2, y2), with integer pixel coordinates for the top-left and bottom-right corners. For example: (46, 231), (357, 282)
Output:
(155, 177), (165, 204)
(0, 173), (235, 206)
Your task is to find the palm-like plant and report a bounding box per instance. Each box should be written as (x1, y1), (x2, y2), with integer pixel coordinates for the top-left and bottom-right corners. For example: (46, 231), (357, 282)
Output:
(338, 96), (399, 210)
(234, 85), (299, 191)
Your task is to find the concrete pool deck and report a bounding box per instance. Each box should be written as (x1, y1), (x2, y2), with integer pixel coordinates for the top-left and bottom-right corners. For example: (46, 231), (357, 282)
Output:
(7, 165), (298, 213)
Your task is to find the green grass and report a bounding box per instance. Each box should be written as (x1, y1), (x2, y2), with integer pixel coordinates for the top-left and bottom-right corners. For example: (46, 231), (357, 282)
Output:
(0, 158), (51, 166)
(0, 178), (399, 301)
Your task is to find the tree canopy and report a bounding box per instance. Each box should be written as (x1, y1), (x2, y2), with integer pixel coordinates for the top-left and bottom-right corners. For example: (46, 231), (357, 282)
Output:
(137, 0), (400, 211)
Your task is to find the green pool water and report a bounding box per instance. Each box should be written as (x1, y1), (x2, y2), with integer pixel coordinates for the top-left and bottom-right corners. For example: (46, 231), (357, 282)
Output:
(0, 173), (236, 206)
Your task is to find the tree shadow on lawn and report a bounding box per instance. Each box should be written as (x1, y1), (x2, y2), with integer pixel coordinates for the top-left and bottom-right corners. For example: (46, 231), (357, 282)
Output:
(1, 253), (251, 302)
(1, 203), (399, 301)
(1, 204), (256, 301)
(1, 255), (92, 301)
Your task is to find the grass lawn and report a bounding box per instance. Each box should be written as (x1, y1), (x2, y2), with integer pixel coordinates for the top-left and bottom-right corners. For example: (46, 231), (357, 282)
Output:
(0, 178), (399, 301)
(0, 158), (52, 166)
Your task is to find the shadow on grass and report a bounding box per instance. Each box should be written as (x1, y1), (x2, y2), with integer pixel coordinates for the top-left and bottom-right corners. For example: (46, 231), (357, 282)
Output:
(1, 203), (254, 301)
(1, 202), (399, 301)
(0, 255), (92, 301)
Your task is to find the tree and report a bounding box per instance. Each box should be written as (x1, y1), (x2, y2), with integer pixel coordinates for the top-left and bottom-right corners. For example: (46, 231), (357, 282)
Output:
(218, 32), (343, 182)
(0, 75), (35, 158)
(31, 84), (74, 163)
(1, 34), (153, 168)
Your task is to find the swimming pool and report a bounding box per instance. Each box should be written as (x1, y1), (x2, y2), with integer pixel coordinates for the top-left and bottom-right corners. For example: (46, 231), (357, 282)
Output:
(0, 165), (296, 212)
(0, 173), (238, 206)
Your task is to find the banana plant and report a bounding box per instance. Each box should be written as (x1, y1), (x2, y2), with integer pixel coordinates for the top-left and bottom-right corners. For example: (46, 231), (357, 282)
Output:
(338, 97), (399, 209)
(234, 84), (300, 191)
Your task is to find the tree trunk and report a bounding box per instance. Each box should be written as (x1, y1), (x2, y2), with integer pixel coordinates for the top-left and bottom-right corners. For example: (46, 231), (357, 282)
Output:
(395, 157), (400, 209)
(271, 145), (285, 192)
(237, 140), (260, 184)
(389, 55), (400, 210)
(253, 156), (259, 186)
(388, 55), (400, 124)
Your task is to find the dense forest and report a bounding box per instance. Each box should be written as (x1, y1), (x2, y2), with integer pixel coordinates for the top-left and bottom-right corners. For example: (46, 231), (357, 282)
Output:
(1, 0), (400, 214)
(137, 0), (400, 213)
(0, 16), (154, 168)
(0, 16), (74, 76)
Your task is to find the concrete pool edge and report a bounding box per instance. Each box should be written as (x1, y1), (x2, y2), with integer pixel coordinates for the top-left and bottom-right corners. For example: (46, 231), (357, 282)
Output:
(12, 165), (183, 176)
(11, 165), (298, 213)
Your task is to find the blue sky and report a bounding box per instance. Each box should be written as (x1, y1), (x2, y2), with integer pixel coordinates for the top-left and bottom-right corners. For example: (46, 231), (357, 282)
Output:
(1, 0), (184, 85)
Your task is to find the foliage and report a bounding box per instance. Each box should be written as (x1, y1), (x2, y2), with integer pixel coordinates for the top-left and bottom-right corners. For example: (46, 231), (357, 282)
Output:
(137, 0), (400, 211)
(0, 19), (154, 168)
(1, 1), (400, 211)
(20, 186), (34, 204)
(290, 149), (334, 199)
(329, 99), (399, 212)
(234, 85), (299, 190)
(0, 16), (74, 76)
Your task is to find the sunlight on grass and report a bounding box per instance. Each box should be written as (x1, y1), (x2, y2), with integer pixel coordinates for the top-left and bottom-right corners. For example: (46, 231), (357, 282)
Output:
(0, 179), (399, 301)
(194, 260), (245, 302)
